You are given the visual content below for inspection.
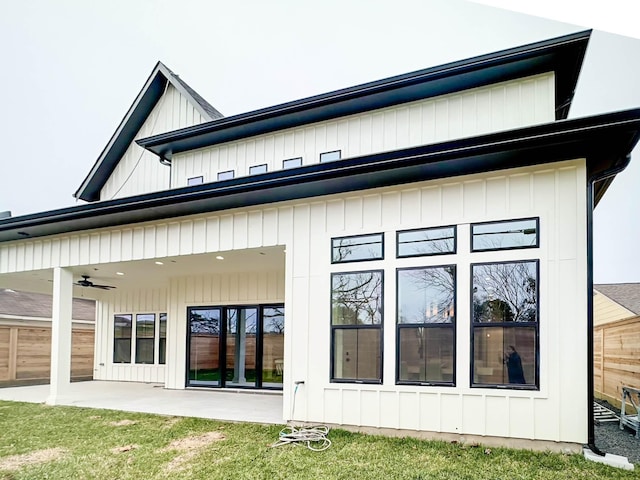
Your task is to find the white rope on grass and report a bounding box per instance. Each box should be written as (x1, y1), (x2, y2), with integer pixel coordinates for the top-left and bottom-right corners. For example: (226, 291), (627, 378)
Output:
(270, 425), (332, 451)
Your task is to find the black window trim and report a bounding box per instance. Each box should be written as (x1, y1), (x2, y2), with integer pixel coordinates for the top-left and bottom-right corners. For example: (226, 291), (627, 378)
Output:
(249, 163), (268, 175)
(469, 259), (540, 391)
(330, 269), (384, 384)
(282, 156), (303, 169)
(470, 217), (540, 253)
(396, 225), (457, 258)
(320, 149), (342, 163)
(331, 232), (385, 264)
(395, 265), (457, 387)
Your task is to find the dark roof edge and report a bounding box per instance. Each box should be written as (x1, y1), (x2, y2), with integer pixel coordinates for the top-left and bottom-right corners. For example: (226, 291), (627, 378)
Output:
(3, 107), (638, 244)
(74, 62), (222, 203)
(137, 30), (591, 158)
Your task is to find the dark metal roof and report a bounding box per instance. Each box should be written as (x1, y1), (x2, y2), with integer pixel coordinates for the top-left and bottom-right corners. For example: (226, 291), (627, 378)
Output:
(137, 30), (591, 161)
(1, 108), (639, 244)
(74, 62), (223, 203)
(595, 283), (640, 315)
(0, 288), (95, 321)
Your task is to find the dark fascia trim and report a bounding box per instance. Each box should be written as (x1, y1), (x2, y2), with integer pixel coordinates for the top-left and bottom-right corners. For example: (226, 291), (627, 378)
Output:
(2, 108), (639, 243)
(74, 62), (222, 203)
(137, 31), (591, 160)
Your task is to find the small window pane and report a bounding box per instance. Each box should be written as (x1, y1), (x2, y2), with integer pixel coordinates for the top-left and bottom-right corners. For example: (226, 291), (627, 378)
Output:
(397, 266), (455, 324)
(398, 327), (454, 383)
(472, 218), (538, 251)
(472, 261), (538, 323)
(320, 150), (341, 162)
(283, 157), (302, 169)
(135, 314), (155, 364)
(397, 227), (455, 257)
(187, 176), (203, 186)
(159, 313), (167, 365)
(249, 164), (268, 175)
(217, 170), (235, 181)
(473, 326), (536, 386)
(332, 271), (383, 325)
(113, 314), (132, 363)
(332, 233), (383, 263)
(332, 328), (381, 381)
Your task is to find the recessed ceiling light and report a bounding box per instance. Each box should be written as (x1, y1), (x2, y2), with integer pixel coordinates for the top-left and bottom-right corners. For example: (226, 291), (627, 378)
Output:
(155, 261), (164, 265)
(116, 272), (125, 276)
(216, 255), (224, 260)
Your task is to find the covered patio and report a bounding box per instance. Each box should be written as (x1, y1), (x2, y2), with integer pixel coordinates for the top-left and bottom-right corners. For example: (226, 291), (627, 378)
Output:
(0, 380), (284, 425)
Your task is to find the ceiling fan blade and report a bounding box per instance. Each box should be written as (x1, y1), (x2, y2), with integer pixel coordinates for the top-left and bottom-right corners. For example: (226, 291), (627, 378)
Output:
(92, 284), (116, 290)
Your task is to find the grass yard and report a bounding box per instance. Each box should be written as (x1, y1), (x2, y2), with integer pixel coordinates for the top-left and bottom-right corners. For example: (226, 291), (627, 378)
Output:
(0, 401), (637, 480)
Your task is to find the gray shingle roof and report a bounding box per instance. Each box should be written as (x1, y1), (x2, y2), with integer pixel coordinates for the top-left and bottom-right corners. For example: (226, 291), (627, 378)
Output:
(594, 283), (640, 315)
(0, 289), (95, 321)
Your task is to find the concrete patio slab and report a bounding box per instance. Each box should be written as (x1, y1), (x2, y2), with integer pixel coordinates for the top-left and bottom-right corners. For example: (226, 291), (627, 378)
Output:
(0, 381), (284, 425)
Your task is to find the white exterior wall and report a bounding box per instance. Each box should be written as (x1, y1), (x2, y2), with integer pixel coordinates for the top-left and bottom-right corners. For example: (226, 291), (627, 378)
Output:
(94, 288), (167, 383)
(100, 85), (210, 201)
(171, 73), (554, 186)
(0, 158), (587, 444)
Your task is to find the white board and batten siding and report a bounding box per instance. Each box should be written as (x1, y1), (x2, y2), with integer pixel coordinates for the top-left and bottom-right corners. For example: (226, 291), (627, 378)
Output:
(0, 158), (588, 444)
(100, 84), (210, 201)
(171, 73), (555, 185)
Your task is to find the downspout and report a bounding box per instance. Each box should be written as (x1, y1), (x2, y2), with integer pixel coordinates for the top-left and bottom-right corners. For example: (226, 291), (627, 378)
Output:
(159, 155), (172, 189)
(585, 154), (631, 455)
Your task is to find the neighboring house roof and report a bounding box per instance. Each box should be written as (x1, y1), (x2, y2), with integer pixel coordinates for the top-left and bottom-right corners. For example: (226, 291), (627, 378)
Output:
(0, 107), (639, 243)
(74, 61), (223, 203)
(137, 30), (590, 161)
(594, 283), (640, 315)
(0, 288), (95, 321)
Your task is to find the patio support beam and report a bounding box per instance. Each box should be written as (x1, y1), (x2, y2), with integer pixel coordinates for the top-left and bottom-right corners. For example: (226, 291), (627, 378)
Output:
(46, 267), (73, 405)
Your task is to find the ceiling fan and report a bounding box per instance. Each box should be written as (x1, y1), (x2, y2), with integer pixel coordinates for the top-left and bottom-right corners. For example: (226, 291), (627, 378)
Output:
(74, 275), (116, 290)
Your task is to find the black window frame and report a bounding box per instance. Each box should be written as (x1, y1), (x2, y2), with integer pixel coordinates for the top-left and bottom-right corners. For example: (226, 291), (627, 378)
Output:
(396, 265), (456, 387)
(320, 150), (341, 163)
(113, 314), (132, 363)
(249, 164), (268, 175)
(135, 313), (156, 364)
(330, 269), (384, 384)
(217, 170), (235, 181)
(282, 157), (302, 169)
(470, 259), (540, 390)
(471, 217), (540, 252)
(331, 232), (384, 264)
(396, 225), (457, 258)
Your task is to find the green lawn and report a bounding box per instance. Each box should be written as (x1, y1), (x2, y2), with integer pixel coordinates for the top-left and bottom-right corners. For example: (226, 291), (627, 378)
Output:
(0, 400), (636, 479)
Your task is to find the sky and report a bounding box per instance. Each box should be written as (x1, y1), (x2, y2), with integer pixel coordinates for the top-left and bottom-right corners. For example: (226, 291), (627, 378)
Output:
(0, 0), (639, 283)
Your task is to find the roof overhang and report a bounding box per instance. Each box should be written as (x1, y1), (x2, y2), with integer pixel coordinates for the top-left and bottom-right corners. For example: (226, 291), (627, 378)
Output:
(74, 62), (223, 203)
(1, 108), (639, 244)
(137, 30), (591, 161)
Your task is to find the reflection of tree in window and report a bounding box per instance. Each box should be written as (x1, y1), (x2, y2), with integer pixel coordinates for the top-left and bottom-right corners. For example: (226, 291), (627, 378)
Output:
(332, 272), (382, 325)
(397, 227), (455, 257)
(263, 307), (284, 333)
(473, 262), (537, 323)
(472, 219), (538, 251)
(399, 266), (455, 324)
(332, 234), (383, 263)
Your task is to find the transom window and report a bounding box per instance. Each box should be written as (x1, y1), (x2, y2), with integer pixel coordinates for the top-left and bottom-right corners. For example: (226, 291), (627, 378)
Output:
(331, 270), (383, 383)
(397, 266), (456, 385)
(471, 218), (539, 251)
(283, 157), (302, 169)
(217, 170), (235, 181)
(320, 150), (341, 162)
(397, 226), (456, 257)
(471, 260), (539, 389)
(187, 175), (204, 186)
(249, 164), (268, 175)
(332, 233), (384, 263)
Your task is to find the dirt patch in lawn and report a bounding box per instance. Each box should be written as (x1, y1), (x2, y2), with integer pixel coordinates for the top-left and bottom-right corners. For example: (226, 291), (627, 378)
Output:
(109, 419), (137, 427)
(0, 448), (67, 471)
(111, 445), (139, 454)
(161, 431), (226, 472)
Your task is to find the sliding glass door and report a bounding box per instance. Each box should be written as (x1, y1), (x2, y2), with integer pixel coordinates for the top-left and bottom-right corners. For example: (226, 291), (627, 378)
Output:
(186, 305), (283, 389)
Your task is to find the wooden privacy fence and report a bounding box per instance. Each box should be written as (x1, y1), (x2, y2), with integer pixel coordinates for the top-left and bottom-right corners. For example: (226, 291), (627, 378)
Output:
(594, 316), (640, 409)
(0, 322), (94, 386)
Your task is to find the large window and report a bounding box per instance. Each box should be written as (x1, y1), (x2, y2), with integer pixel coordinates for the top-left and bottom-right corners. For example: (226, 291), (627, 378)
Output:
(113, 314), (132, 363)
(471, 260), (539, 388)
(332, 233), (384, 263)
(331, 270), (383, 382)
(397, 266), (455, 385)
(135, 314), (155, 364)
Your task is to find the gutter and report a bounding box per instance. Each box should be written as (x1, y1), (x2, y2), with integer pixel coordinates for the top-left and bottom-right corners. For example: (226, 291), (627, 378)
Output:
(585, 154), (632, 456)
